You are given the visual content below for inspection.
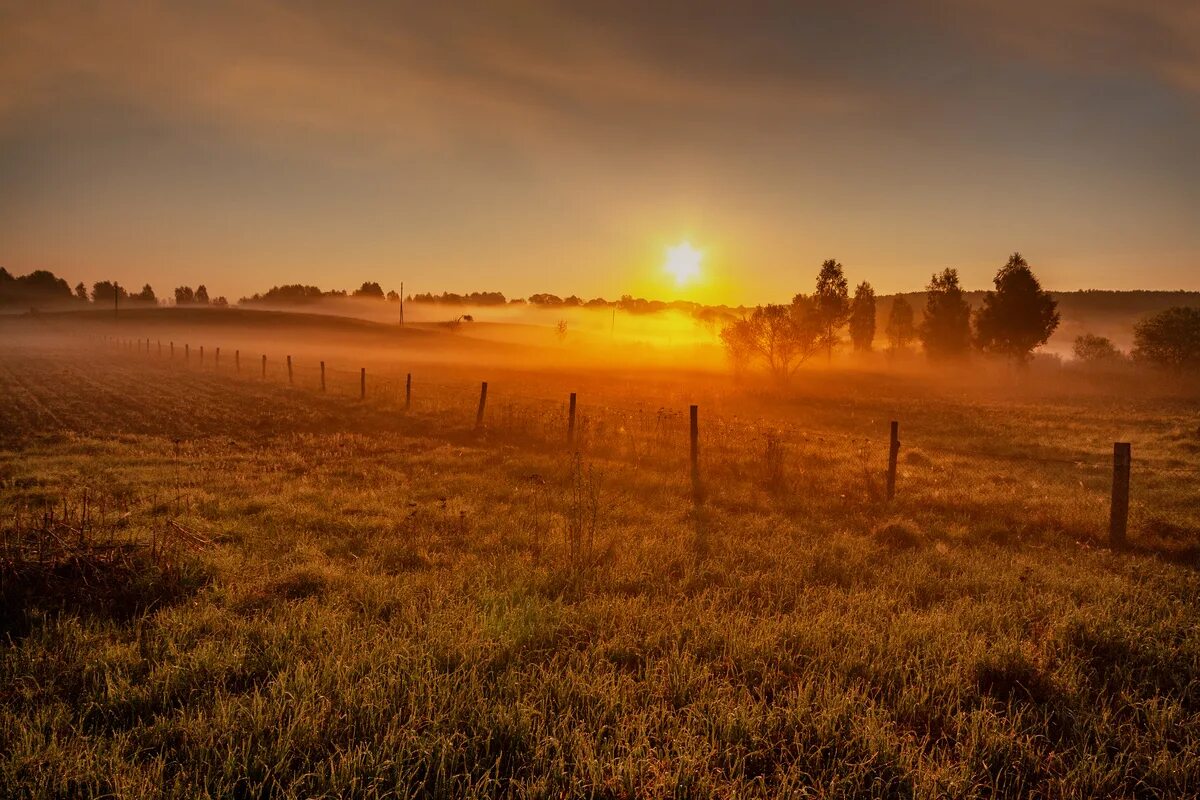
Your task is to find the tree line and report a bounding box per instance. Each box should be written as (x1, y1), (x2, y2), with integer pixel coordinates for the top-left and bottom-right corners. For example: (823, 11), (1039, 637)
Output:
(244, 283), (702, 314)
(720, 253), (1199, 377)
(4, 269), (698, 314)
(5, 264), (1196, 371)
(0, 268), (230, 308)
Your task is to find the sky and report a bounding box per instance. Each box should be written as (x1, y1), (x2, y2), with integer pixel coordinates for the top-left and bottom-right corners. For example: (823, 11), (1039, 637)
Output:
(1, 0), (1198, 304)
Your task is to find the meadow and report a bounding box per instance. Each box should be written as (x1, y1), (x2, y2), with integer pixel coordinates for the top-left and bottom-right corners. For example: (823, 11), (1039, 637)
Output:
(2, 311), (1199, 798)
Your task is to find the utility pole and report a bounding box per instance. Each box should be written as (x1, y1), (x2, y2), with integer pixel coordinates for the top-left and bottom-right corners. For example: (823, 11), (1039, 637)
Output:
(114, 281), (119, 318)
(399, 281), (405, 327)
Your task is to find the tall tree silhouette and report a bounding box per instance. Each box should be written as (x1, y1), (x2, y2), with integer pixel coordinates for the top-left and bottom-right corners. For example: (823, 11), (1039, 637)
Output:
(813, 259), (849, 361)
(885, 296), (916, 354)
(848, 281), (876, 352)
(918, 269), (971, 360)
(973, 253), (1059, 364)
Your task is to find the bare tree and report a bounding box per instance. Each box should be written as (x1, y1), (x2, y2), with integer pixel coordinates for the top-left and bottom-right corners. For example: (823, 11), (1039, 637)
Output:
(720, 297), (821, 381)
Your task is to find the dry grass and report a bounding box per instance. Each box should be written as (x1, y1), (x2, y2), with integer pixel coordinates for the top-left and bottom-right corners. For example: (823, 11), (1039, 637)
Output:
(1, 328), (1199, 798)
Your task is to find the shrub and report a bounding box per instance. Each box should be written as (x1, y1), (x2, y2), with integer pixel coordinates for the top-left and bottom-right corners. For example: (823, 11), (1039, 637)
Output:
(1072, 333), (1123, 363)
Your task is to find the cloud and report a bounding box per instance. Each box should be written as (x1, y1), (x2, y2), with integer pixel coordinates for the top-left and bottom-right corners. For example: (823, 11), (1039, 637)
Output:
(0, 1), (876, 163)
(926, 0), (1200, 98)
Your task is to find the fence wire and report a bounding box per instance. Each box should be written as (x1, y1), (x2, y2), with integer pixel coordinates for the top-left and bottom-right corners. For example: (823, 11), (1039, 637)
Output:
(96, 335), (1197, 498)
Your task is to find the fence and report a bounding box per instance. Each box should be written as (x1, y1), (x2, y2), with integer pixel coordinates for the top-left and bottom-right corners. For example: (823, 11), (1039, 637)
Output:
(100, 334), (1185, 549)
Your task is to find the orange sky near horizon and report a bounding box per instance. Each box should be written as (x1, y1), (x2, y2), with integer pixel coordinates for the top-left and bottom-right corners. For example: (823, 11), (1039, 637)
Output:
(1, 1), (1198, 304)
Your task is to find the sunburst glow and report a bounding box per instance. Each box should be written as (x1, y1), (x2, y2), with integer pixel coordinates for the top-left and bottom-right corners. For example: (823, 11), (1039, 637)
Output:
(663, 241), (703, 286)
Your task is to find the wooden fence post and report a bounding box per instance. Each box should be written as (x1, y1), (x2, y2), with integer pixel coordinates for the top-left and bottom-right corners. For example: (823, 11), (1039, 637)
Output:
(215, 347), (220, 367)
(185, 344), (190, 363)
(476, 382), (488, 429)
(235, 349), (240, 373)
(568, 392), (577, 445)
(1109, 442), (1131, 548)
(405, 373), (412, 410)
(287, 356), (293, 385)
(199, 345), (204, 366)
(157, 340), (161, 357)
(261, 354), (266, 379)
(887, 421), (900, 501)
(170, 341), (174, 358)
(690, 405), (701, 500)
(360, 368), (366, 400)
(320, 361), (326, 392)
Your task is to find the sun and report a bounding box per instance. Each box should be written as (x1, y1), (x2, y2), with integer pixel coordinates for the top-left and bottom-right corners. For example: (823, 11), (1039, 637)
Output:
(663, 241), (703, 286)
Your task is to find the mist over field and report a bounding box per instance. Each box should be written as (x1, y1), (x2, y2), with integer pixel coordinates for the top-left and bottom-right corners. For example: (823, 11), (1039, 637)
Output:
(179, 288), (1200, 364)
(4, 302), (1200, 798)
(5, 1), (1200, 797)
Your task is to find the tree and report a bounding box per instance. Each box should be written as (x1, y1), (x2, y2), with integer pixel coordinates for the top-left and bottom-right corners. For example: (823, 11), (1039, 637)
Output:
(74, 282), (88, 301)
(0, 268), (75, 307)
(973, 253), (1059, 364)
(848, 281), (876, 353)
(386, 289), (400, 302)
(918, 269), (972, 360)
(239, 285), (326, 304)
(719, 296), (821, 382)
(719, 315), (757, 379)
(885, 296), (916, 354)
(174, 286), (195, 305)
(91, 281), (129, 305)
(133, 284), (156, 304)
(813, 259), (850, 360)
(354, 281), (385, 298)
(555, 320), (569, 343)
(212, 296), (229, 307)
(1073, 334), (1122, 363)
(195, 285), (210, 304)
(1132, 307), (1200, 371)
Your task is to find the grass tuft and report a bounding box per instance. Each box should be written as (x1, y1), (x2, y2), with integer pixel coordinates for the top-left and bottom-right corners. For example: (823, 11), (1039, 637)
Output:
(872, 517), (924, 549)
(972, 644), (1056, 705)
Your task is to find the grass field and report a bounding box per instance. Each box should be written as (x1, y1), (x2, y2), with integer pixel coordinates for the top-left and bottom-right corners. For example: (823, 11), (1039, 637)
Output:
(3, 316), (1200, 798)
